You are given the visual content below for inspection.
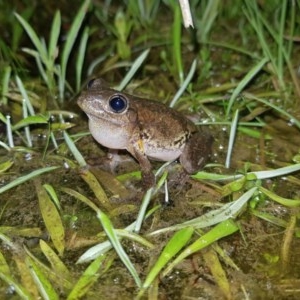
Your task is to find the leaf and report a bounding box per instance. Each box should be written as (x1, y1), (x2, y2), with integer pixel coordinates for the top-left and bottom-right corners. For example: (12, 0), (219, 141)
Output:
(95, 209), (142, 288)
(79, 169), (111, 210)
(67, 254), (113, 300)
(0, 160), (14, 173)
(48, 11), (61, 63)
(0, 252), (34, 299)
(259, 186), (300, 207)
(12, 115), (49, 131)
(39, 240), (71, 282)
(36, 182), (65, 256)
(162, 219), (239, 277)
(0, 166), (59, 194)
(140, 227), (194, 293)
(26, 256), (59, 300)
(203, 249), (232, 299)
(14, 13), (48, 66)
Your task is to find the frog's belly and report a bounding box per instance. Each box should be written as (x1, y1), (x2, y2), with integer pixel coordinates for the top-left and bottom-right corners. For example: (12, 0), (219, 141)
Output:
(145, 148), (182, 162)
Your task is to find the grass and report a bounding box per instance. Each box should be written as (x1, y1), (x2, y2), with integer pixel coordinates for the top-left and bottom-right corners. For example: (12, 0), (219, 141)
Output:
(0, 0), (300, 299)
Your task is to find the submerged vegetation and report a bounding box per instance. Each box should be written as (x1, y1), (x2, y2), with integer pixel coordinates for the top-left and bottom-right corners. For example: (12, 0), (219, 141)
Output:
(1, 0), (300, 299)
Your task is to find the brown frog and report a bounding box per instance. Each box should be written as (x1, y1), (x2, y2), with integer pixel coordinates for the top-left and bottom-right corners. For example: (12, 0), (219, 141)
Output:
(77, 78), (213, 187)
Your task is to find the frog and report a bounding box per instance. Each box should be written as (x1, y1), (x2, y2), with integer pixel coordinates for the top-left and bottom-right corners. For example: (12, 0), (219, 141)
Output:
(77, 78), (213, 188)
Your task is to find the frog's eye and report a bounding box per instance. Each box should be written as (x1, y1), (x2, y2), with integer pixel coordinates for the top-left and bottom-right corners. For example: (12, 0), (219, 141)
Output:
(109, 95), (127, 113)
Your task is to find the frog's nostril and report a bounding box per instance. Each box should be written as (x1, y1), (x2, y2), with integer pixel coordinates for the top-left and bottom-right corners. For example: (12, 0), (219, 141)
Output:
(109, 95), (127, 113)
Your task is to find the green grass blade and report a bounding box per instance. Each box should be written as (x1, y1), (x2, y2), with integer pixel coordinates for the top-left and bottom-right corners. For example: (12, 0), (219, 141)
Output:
(172, 3), (183, 83)
(1, 65), (11, 105)
(48, 11), (61, 64)
(259, 186), (300, 207)
(76, 26), (90, 93)
(162, 220), (239, 277)
(14, 13), (48, 66)
(96, 209), (142, 288)
(169, 58), (197, 108)
(60, 0), (91, 100)
(116, 48), (150, 91)
(134, 187), (154, 233)
(277, 2), (287, 83)
(43, 184), (61, 210)
(0, 251), (33, 299)
(26, 256), (59, 300)
(140, 227), (194, 293)
(15, 76), (35, 115)
(12, 115), (49, 131)
(226, 57), (269, 116)
(199, 0), (220, 42)
(63, 130), (87, 167)
(36, 183), (65, 256)
(225, 109), (239, 168)
(67, 255), (110, 300)
(250, 163), (300, 180)
(0, 272), (33, 300)
(73, 189), (143, 286)
(0, 166), (59, 194)
(244, 93), (300, 129)
(39, 240), (71, 282)
(149, 187), (257, 236)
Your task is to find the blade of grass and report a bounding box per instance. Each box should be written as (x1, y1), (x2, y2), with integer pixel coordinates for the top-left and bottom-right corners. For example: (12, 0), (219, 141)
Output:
(26, 256), (59, 300)
(138, 227), (194, 297)
(194, 163), (300, 182)
(48, 11), (61, 63)
(173, 2), (183, 83)
(198, 0), (220, 42)
(203, 248), (232, 299)
(162, 219), (239, 277)
(0, 166), (59, 194)
(36, 182), (65, 256)
(259, 186), (300, 207)
(116, 48), (150, 91)
(6, 115), (14, 148)
(63, 130), (87, 167)
(225, 109), (239, 168)
(39, 240), (71, 282)
(12, 115), (48, 131)
(59, 0), (91, 100)
(244, 92), (300, 129)
(76, 26), (90, 93)
(67, 254), (113, 300)
(0, 271), (33, 299)
(67, 190), (141, 287)
(149, 187), (257, 236)
(14, 12), (48, 67)
(96, 209), (142, 288)
(226, 57), (269, 117)
(16, 75), (35, 115)
(169, 58), (197, 108)
(1, 65), (11, 105)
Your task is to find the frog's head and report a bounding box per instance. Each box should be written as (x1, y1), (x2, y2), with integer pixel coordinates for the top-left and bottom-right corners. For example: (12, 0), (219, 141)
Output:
(77, 78), (137, 125)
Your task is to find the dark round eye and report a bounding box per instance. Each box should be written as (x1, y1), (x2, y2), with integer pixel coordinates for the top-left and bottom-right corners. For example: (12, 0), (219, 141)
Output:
(109, 95), (127, 113)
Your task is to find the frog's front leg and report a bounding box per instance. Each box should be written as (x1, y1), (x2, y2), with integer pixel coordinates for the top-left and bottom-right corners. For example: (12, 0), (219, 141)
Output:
(180, 131), (213, 174)
(127, 142), (155, 188)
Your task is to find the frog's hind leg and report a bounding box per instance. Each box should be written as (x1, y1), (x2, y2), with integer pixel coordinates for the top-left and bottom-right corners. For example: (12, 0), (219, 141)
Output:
(180, 131), (213, 174)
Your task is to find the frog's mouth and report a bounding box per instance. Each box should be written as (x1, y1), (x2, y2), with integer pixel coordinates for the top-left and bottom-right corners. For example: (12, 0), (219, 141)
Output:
(85, 111), (129, 127)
